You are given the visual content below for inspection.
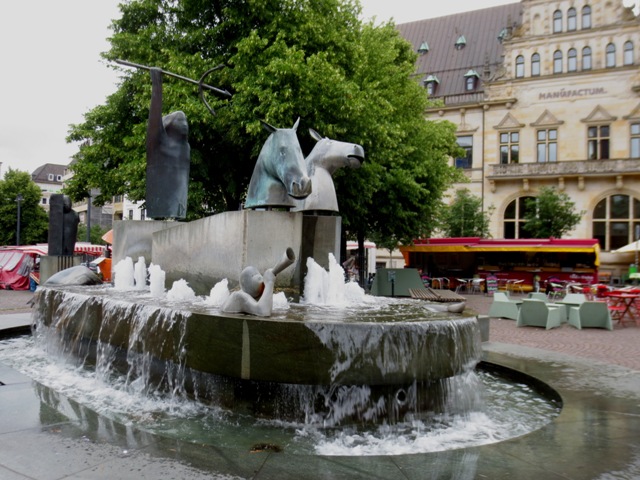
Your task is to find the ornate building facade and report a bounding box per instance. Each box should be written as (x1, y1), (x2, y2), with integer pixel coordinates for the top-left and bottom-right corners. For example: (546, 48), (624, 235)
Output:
(398, 0), (640, 277)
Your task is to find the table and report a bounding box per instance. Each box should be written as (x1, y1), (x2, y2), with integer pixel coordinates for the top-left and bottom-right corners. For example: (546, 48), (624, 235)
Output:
(606, 293), (640, 325)
(455, 278), (474, 294)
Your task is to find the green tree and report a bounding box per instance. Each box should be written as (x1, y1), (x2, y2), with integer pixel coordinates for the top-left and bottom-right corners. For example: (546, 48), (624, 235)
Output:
(77, 224), (109, 245)
(440, 188), (493, 238)
(66, 0), (462, 248)
(0, 169), (49, 245)
(522, 186), (584, 238)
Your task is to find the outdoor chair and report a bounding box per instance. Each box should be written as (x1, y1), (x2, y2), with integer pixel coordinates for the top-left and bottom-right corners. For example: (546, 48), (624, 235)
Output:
(567, 301), (613, 331)
(558, 293), (587, 306)
(488, 292), (521, 320)
(510, 279), (525, 295)
(548, 282), (565, 301)
(527, 292), (549, 302)
(470, 278), (485, 294)
(516, 299), (564, 330)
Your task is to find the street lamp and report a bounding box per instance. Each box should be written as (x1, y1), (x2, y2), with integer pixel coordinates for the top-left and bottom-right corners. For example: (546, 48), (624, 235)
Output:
(15, 194), (23, 246)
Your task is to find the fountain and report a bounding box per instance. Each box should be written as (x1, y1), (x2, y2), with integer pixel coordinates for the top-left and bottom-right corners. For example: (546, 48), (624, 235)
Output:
(16, 83), (560, 458)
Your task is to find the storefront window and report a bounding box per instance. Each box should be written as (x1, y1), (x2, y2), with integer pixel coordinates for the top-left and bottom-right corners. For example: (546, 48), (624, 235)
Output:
(592, 195), (640, 250)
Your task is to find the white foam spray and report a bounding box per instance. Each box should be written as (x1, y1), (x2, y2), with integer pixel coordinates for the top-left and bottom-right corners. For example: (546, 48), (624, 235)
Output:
(113, 257), (135, 290)
(134, 256), (147, 289)
(148, 263), (166, 298)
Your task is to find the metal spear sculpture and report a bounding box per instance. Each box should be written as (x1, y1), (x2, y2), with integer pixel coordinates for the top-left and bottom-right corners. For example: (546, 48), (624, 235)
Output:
(115, 60), (232, 219)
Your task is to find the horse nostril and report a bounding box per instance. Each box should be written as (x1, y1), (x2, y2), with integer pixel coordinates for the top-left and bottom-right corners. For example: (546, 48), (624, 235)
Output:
(290, 177), (312, 198)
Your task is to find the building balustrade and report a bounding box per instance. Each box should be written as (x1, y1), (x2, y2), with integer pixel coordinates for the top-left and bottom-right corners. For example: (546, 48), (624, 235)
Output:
(488, 158), (640, 179)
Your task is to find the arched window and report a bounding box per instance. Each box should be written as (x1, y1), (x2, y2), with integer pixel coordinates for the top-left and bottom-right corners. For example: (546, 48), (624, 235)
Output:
(582, 5), (592, 29)
(624, 41), (634, 66)
(568, 48), (577, 72)
(531, 53), (541, 76)
(553, 10), (563, 33)
(593, 195), (640, 251)
(567, 7), (577, 31)
(582, 46), (592, 70)
(553, 50), (563, 73)
(504, 197), (535, 239)
(515, 55), (525, 78)
(606, 43), (616, 68)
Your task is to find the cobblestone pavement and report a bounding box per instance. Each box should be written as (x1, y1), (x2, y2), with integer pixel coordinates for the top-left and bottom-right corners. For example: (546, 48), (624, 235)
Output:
(463, 292), (640, 372)
(2, 289), (639, 371)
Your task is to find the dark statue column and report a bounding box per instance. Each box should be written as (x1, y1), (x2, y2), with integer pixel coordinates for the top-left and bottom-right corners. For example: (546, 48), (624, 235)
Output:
(145, 68), (191, 219)
(48, 194), (79, 256)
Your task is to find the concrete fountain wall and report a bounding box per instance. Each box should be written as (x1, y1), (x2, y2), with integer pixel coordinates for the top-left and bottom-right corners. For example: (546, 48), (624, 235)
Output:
(34, 287), (480, 387)
(113, 211), (341, 296)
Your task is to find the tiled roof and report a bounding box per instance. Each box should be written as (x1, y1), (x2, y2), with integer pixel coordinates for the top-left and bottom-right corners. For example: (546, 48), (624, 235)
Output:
(397, 3), (522, 98)
(31, 163), (67, 183)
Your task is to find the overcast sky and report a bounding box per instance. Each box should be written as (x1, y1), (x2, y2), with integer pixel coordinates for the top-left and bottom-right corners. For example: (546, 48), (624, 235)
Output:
(0, 0), (636, 176)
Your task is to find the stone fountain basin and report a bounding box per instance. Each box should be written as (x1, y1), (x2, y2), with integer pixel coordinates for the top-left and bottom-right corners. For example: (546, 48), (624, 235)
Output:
(34, 286), (480, 387)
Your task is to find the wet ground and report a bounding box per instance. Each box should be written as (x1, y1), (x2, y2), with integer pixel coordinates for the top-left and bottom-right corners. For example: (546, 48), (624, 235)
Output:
(1, 288), (639, 479)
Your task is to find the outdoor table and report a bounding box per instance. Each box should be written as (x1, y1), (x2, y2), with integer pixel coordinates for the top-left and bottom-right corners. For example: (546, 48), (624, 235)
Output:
(606, 292), (640, 326)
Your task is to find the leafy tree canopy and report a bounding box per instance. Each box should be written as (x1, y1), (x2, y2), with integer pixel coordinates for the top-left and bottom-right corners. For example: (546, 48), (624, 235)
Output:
(66, 0), (463, 246)
(0, 169), (49, 245)
(77, 223), (109, 245)
(439, 188), (493, 238)
(522, 186), (584, 239)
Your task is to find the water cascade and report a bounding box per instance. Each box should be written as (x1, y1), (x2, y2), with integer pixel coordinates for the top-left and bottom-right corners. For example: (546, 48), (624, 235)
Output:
(4, 256), (561, 455)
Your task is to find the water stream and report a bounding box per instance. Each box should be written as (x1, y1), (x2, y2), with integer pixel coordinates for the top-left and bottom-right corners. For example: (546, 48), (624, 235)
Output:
(0, 255), (561, 455)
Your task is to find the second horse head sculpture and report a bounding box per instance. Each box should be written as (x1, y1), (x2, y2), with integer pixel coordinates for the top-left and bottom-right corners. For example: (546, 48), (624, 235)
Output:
(244, 118), (312, 209)
(294, 129), (365, 213)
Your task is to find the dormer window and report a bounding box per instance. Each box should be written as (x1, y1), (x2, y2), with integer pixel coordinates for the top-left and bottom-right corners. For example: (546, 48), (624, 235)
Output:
(418, 41), (429, 54)
(48, 173), (54, 181)
(497, 28), (508, 43)
(455, 35), (466, 50)
(464, 69), (479, 91)
(423, 74), (439, 95)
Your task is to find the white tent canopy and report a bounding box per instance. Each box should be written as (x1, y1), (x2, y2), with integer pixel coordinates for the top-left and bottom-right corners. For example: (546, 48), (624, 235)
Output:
(611, 240), (640, 254)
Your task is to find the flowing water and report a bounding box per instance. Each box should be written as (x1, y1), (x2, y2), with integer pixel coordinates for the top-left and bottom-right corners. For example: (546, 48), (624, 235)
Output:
(0, 255), (561, 455)
(0, 335), (559, 456)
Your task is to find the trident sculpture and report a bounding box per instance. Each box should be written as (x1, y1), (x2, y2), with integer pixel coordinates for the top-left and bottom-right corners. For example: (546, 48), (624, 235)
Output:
(115, 60), (231, 219)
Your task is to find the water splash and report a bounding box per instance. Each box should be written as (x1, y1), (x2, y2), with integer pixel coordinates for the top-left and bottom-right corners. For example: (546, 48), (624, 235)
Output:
(166, 279), (197, 302)
(113, 257), (135, 290)
(148, 263), (165, 298)
(302, 254), (369, 306)
(134, 256), (147, 289)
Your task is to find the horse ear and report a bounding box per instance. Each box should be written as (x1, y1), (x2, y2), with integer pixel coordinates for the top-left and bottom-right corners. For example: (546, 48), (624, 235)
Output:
(292, 117), (301, 131)
(261, 120), (277, 133)
(309, 128), (323, 142)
